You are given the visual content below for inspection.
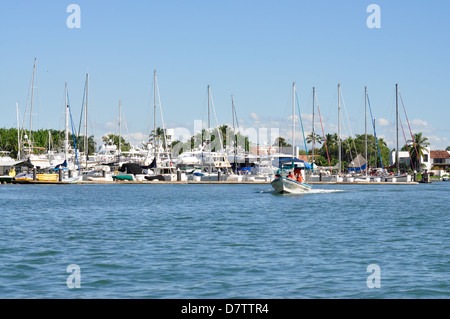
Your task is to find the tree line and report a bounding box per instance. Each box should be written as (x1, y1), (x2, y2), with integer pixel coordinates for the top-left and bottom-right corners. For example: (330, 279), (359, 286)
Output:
(0, 128), (96, 159)
(0, 126), (440, 173)
(275, 131), (435, 172)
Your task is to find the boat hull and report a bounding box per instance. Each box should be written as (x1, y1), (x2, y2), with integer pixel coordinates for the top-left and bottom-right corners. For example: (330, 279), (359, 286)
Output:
(271, 177), (312, 194)
(0, 176), (13, 183)
(37, 174), (59, 182)
(14, 173), (59, 182)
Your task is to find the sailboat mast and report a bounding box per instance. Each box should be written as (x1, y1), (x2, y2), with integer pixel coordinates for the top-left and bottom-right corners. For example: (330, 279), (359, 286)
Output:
(338, 83), (341, 174)
(292, 82), (295, 158)
(29, 58), (37, 143)
(207, 85), (211, 171)
(207, 85), (211, 131)
(374, 118), (377, 167)
(84, 73), (89, 167)
(312, 87), (315, 165)
(65, 82), (69, 161)
(396, 83), (399, 173)
(365, 86), (368, 176)
(16, 103), (20, 160)
(119, 100), (122, 156)
(231, 95), (237, 171)
(153, 70), (157, 148)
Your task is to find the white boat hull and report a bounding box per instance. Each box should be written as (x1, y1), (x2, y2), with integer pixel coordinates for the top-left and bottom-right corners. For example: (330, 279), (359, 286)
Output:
(271, 177), (312, 194)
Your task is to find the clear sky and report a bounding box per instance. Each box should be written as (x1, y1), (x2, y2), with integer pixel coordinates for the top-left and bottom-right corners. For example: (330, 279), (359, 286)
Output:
(1, 0), (449, 150)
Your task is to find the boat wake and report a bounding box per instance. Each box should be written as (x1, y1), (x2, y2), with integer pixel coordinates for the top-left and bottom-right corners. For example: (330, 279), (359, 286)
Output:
(259, 189), (343, 194)
(308, 189), (344, 194)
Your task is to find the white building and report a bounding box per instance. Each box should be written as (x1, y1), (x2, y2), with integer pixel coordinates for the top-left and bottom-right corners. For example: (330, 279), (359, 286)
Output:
(429, 150), (450, 177)
(390, 147), (431, 171)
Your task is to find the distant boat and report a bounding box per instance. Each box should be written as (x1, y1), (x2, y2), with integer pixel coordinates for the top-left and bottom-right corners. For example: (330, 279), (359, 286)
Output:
(14, 172), (59, 182)
(0, 152), (16, 183)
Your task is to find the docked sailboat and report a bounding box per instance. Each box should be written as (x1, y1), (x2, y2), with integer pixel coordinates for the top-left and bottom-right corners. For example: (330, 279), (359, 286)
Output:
(184, 85), (232, 181)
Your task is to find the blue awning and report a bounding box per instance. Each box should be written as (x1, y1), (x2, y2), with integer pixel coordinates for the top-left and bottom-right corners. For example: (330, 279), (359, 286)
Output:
(348, 163), (367, 172)
(274, 157), (312, 169)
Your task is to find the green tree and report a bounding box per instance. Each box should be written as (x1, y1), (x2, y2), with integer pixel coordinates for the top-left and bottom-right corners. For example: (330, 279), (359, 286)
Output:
(102, 134), (131, 152)
(149, 127), (166, 147)
(316, 133), (390, 170)
(407, 132), (430, 171)
(273, 137), (291, 148)
(306, 132), (324, 146)
(184, 125), (250, 153)
(77, 135), (96, 155)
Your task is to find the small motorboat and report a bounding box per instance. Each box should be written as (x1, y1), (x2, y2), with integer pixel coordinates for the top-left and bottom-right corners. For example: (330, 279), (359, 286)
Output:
(271, 175), (312, 194)
(270, 158), (312, 194)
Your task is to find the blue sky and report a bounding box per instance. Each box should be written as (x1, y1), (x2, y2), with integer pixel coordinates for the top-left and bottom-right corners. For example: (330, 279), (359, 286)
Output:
(1, 1), (449, 150)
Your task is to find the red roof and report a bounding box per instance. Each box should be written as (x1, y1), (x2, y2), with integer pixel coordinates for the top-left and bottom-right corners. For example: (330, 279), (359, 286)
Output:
(430, 151), (450, 159)
(297, 155), (319, 161)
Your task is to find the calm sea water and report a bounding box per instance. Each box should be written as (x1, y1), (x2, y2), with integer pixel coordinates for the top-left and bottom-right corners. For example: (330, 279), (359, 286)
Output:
(0, 181), (448, 299)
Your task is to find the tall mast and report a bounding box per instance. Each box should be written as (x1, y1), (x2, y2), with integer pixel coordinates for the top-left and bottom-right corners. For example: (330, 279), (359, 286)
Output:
(338, 83), (341, 174)
(231, 95), (236, 134)
(207, 85), (211, 132)
(396, 83), (399, 173)
(153, 70), (157, 149)
(292, 82), (296, 158)
(365, 86), (368, 176)
(84, 73), (89, 167)
(207, 85), (211, 171)
(64, 82), (69, 161)
(29, 58), (37, 143)
(374, 118), (377, 167)
(16, 102), (20, 160)
(48, 130), (52, 152)
(312, 87), (315, 166)
(231, 95), (237, 171)
(119, 99), (122, 156)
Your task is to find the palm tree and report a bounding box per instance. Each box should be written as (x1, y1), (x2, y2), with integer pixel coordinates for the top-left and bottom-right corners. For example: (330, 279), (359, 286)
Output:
(408, 132), (430, 171)
(324, 133), (338, 147)
(323, 133), (338, 158)
(102, 134), (130, 152)
(149, 127), (166, 147)
(306, 132), (324, 146)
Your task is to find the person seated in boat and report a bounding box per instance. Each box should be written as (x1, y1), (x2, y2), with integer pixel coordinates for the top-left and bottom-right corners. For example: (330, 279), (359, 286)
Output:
(275, 173), (282, 179)
(296, 170), (303, 183)
(287, 172), (294, 180)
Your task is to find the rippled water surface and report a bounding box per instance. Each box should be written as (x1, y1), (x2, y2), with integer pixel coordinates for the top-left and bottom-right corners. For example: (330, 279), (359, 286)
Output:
(0, 182), (448, 298)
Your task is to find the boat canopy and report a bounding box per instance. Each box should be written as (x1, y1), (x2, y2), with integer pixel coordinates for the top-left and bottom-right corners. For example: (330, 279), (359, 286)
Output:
(348, 154), (367, 172)
(274, 157), (312, 169)
(53, 160), (68, 170)
(119, 163), (143, 175)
